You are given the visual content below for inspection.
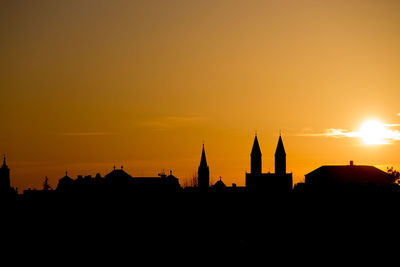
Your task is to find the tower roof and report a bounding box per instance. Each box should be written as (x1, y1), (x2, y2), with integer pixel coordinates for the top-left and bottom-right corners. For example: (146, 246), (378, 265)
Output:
(251, 135), (262, 155)
(200, 144), (208, 167)
(1, 155), (8, 169)
(275, 135), (286, 156)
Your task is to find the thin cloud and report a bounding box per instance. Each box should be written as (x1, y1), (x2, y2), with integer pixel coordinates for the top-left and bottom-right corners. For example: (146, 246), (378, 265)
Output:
(295, 129), (359, 138)
(295, 125), (400, 144)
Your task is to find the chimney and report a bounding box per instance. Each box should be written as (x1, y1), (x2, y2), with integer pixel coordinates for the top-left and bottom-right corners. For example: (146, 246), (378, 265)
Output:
(350, 161), (354, 166)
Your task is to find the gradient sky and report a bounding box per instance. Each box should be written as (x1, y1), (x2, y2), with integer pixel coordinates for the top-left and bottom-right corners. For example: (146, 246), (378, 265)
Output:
(1, 0), (400, 191)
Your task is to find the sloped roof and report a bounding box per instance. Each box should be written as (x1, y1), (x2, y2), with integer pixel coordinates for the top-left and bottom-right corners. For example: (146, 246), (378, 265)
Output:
(306, 165), (394, 186)
(104, 169), (133, 180)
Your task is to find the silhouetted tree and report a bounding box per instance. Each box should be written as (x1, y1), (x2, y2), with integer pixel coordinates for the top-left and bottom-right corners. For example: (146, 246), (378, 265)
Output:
(192, 173), (198, 187)
(387, 167), (400, 184)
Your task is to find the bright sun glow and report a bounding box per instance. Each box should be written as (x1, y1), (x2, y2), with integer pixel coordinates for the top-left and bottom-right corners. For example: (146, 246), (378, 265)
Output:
(359, 119), (387, 145)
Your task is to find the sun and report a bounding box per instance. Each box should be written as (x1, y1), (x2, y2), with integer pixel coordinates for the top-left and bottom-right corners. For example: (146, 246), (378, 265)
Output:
(359, 119), (387, 145)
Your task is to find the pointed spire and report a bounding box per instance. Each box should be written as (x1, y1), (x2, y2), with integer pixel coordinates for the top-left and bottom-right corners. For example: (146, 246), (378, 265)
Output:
(200, 144), (208, 167)
(275, 134), (286, 156)
(2, 154), (6, 167)
(198, 143), (210, 191)
(251, 134), (261, 155)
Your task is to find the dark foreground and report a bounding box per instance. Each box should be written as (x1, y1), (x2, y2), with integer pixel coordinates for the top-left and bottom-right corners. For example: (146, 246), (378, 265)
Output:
(3, 192), (400, 263)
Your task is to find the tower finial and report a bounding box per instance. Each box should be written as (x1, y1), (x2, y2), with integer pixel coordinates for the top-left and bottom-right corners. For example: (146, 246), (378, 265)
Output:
(3, 154), (6, 166)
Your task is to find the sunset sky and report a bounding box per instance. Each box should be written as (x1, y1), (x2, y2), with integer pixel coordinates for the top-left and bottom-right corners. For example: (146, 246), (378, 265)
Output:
(1, 0), (400, 191)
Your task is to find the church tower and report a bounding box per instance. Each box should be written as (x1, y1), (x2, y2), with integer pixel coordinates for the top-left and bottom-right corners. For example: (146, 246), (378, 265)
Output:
(0, 155), (10, 192)
(198, 144), (210, 191)
(251, 134), (262, 174)
(275, 134), (286, 175)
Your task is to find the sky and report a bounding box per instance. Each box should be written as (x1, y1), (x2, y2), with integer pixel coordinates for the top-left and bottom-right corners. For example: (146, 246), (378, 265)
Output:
(1, 0), (400, 191)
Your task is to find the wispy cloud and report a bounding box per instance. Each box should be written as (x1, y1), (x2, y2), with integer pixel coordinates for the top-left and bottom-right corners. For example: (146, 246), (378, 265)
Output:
(294, 121), (400, 145)
(296, 129), (359, 138)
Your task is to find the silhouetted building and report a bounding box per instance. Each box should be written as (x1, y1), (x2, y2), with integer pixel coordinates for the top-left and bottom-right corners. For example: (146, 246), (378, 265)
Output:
(104, 166), (133, 185)
(0, 156), (10, 193)
(211, 177), (227, 193)
(305, 161), (396, 192)
(130, 170), (181, 192)
(198, 144), (210, 191)
(246, 134), (293, 193)
(56, 166), (181, 195)
(56, 171), (74, 192)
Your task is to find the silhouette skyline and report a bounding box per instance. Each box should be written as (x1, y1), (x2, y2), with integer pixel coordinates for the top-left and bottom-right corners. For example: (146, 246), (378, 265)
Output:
(3, 1), (400, 261)
(3, 133), (400, 261)
(3, 1), (400, 192)
(2, 133), (399, 198)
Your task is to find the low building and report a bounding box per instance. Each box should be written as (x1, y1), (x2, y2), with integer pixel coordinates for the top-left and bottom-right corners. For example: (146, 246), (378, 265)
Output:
(305, 161), (396, 192)
(56, 167), (181, 195)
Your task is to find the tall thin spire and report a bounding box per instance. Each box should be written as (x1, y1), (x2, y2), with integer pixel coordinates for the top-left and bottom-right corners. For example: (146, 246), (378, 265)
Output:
(275, 135), (286, 156)
(275, 135), (286, 175)
(200, 143), (208, 167)
(198, 143), (210, 191)
(251, 134), (262, 174)
(2, 155), (6, 166)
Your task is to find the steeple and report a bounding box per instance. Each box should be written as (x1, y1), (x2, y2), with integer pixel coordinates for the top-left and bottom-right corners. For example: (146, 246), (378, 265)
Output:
(275, 134), (286, 156)
(251, 134), (262, 156)
(1, 155), (9, 171)
(275, 134), (286, 175)
(198, 144), (210, 191)
(0, 154), (10, 191)
(200, 144), (208, 167)
(251, 134), (262, 174)
(2, 155), (7, 168)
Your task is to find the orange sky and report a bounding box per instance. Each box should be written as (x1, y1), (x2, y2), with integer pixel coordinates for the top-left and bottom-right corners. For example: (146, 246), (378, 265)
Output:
(1, 0), (400, 191)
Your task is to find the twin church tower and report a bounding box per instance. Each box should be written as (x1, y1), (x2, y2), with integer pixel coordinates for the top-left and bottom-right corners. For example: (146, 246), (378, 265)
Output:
(246, 133), (292, 192)
(197, 134), (292, 192)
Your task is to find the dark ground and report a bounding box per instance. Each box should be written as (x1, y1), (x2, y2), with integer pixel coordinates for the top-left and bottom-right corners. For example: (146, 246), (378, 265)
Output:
(2, 192), (400, 264)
